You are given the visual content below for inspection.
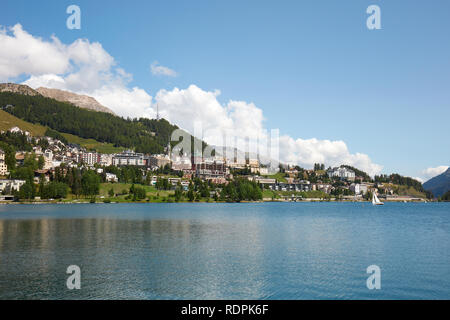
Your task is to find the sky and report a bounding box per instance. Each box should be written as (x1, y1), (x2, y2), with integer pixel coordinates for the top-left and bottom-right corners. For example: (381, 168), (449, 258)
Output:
(0, 0), (449, 181)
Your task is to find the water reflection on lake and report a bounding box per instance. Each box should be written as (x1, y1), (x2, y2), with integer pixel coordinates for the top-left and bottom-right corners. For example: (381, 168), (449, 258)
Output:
(0, 203), (449, 299)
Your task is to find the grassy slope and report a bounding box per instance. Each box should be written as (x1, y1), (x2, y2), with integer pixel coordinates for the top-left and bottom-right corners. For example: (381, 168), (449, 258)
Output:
(0, 109), (47, 136)
(262, 172), (288, 183)
(99, 183), (174, 199)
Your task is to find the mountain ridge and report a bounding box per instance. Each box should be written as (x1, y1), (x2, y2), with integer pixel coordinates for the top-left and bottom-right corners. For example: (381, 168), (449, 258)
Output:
(0, 83), (39, 96)
(36, 87), (115, 115)
(423, 168), (450, 198)
(0, 83), (115, 115)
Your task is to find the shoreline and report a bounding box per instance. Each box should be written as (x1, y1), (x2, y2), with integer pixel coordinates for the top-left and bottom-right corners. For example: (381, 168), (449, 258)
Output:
(0, 199), (438, 205)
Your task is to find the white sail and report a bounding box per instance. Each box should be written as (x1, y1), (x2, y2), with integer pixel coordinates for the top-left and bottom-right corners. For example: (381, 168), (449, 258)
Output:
(372, 192), (384, 205)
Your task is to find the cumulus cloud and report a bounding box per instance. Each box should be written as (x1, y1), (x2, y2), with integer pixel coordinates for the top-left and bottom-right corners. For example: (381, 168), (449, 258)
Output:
(0, 24), (69, 80)
(155, 85), (383, 176)
(421, 166), (449, 181)
(0, 23), (154, 118)
(150, 61), (177, 77)
(1, 24), (383, 175)
(279, 136), (383, 176)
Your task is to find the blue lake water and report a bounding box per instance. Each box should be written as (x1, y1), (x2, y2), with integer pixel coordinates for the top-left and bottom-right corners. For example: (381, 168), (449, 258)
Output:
(0, 202), (449, 300)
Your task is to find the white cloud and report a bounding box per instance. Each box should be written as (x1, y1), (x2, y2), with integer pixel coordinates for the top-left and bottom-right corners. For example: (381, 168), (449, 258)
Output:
(92, 85), (154, 119)
(1, 24), (383, 175)
(154, 85), (383, 176)
(279, 136), (383, 176)
(0, 23), (154, 118)
(0, 24), (69, 81)
(150, 61), (177, 77)
(421, 166), (449, 181)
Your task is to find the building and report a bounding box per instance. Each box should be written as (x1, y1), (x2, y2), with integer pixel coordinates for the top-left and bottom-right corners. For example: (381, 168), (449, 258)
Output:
(251, 177), (277, 185)
(193, 160), (226, 182)
(34, 169), (51, 184)
(327, 166), (356, 181)
(0, 179), (26, 194)
(350, 183), (369, 195)
(171, 156), (192, 171)
(312, 183), (333, 194)
(168, 177), (182, 186)
(113, 151), (144, 166)
(105, 173), (118, 183)
(15, 153), (25, 166)
(270, 182), (312, 192)
(0, 149), (7, 176)
(147, 154), (171, 169)
(100, 154), (113, 166)
(81, 152), (101, 166)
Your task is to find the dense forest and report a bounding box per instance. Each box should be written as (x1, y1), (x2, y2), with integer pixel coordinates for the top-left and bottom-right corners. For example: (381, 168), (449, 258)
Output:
(0, 92), (205, 155)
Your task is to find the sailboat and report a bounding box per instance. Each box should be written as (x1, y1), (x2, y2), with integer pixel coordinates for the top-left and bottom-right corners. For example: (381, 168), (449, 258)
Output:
(372, 192), (384, 206)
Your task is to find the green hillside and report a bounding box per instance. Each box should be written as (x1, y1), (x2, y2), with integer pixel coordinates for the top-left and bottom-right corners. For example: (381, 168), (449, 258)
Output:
(0, 109), (47, 136)
(0, 109), (124, 154)
(61, 132), (124, 154)
(0, 91), (205, 155)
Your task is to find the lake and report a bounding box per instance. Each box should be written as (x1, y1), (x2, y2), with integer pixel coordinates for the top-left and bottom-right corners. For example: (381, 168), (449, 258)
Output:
(0, 202), (449, 300)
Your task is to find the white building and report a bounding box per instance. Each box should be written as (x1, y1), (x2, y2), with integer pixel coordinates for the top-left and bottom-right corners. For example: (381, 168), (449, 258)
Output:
(100, 154), (113, 166)
(0, 149), (7, 176)
(350, 183), (368, 195)
(105, 173), (118, 183)
(113, 151), (144, 166)
(9, 126), (23, 134)
(0, 179), (26, 193)
(327, 166), (356, 181)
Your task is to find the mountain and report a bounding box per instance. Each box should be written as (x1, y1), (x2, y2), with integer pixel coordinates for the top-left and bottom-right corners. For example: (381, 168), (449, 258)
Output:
(0, 89), (206, 155)
(423, 168), (450, 198)
(36, 87), (115, 115)
(0, 83), (39, 96)
(0, 83), (115, 115)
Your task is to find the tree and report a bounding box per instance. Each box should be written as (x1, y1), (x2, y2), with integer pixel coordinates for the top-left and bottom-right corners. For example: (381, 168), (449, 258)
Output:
(439, 191), (450, 201)
(81, 170), (101, 196)
(38, 155), (45, 170)
(174, 187), (183, 202)
(108, 188), (114, 197)
(130, 185), (146, 201)
(0, 142), (16, 170)
(187, 182), (195, 202)
(220, 179), (262, 202)
(40, 181), (68, 199)
(18, 180), (35, 200)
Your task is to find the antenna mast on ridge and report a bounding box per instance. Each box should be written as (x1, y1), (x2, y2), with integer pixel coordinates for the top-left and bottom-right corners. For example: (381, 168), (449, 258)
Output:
(156, 103), (160, 121)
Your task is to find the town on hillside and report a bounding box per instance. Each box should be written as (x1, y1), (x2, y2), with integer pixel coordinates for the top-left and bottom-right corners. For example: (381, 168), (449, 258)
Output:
(0, 126), (433, 203)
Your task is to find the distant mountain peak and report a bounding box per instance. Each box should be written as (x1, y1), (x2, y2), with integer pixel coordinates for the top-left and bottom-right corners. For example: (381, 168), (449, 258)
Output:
(423, 167), (450, 198)
(36, 87), (115, 115)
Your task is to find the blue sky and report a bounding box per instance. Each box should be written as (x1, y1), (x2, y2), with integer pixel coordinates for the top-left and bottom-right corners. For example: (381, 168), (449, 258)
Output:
(1, 0), (449, 180)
